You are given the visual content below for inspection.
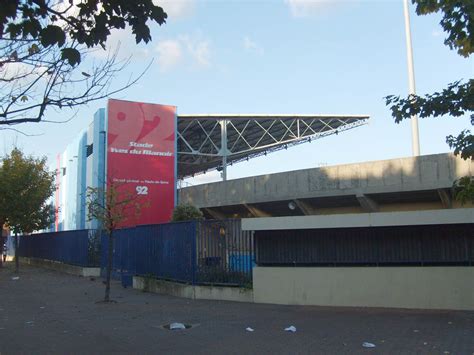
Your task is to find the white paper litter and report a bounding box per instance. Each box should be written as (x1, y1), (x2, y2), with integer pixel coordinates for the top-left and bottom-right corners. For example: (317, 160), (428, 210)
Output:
(169, 322), (186, 330)
(362, 342), (376, 348)
(284, 326), (296, 332)
(246, 327), (254, 332)
(11, 277), (19, 280)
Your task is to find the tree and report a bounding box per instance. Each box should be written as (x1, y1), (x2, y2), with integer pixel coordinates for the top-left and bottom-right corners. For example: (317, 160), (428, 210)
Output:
(171, 204), (204, 222)
(385, 0), (474, 203)
(0, 0), (168, 125)
(385, 1), (473, 198)
(87, 181), (142, 302)
(0, 147), (55, 272)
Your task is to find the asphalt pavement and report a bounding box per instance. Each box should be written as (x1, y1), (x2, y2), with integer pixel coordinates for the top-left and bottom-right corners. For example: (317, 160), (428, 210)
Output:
(1, 263), (473, 355)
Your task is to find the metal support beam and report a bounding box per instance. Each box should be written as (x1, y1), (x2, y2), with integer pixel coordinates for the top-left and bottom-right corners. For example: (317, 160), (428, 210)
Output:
(243, 204), (272, 218)
(204, 208), (227, 220)
(176, 115), (368, 179)
(220, 119), (228, 181)
(356, 193), (379, 212)
(438, 188), (452, 209)
(293, 199), (317, 215)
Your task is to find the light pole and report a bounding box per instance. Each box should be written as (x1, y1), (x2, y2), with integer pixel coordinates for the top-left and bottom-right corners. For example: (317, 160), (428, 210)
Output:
(403, 0), (420, 156)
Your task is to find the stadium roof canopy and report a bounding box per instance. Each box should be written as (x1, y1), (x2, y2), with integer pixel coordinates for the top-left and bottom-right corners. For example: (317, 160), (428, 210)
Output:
(177, 114), (369, 179)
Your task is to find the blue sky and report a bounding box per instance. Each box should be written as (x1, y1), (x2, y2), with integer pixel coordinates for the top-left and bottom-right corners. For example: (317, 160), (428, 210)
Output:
(1, 0), (472, 185)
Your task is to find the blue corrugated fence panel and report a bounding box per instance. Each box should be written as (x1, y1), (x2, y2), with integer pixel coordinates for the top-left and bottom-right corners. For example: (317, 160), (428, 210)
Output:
(17, 230), (94, 267)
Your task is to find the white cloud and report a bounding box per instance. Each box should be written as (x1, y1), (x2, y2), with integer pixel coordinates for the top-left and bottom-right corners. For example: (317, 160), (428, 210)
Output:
(285, 0), (335, 17)
(432, 29), (443, 37)
(91, 27), (151, 60)
(186, 39), (211, 67)
(156, 40), (183, 72)
(153, 0), (195, 19)
(243, 36), (264, 56)
(155, 34), (211, 72)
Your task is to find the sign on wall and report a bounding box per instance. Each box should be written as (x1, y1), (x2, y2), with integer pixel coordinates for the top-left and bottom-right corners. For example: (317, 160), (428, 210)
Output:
(107, 99), (176, 226)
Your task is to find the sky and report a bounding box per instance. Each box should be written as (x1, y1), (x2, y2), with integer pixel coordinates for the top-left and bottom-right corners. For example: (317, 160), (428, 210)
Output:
(1, 0), (473, 186)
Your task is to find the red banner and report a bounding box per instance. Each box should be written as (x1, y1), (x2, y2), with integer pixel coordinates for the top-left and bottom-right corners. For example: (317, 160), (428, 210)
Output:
(107, 99), (176, 226)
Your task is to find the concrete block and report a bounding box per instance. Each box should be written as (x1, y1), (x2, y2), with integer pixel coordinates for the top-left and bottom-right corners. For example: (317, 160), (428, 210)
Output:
(20, 257), (100, 277)
(133, 276), (254, 303)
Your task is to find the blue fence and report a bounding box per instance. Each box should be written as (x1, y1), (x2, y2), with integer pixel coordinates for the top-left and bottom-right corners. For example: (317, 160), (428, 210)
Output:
(16, 219), (254, 287)
(18, 229), (100, 267)
(106, 219), (254, 287)
(102, 221), (197, 285)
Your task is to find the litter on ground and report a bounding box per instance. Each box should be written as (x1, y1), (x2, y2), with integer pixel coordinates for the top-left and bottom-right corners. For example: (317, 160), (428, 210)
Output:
(169, 322), (186, 330)
(362, 342), (376, 348)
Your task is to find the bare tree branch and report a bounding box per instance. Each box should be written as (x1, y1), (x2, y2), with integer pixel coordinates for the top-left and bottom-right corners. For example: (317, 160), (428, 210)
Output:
(0, 126), (44, 137)
(1, 0), (166, 126)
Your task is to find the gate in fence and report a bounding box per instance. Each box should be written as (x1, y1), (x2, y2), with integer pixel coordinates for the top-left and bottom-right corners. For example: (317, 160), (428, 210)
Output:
(195, 219), (254, 286)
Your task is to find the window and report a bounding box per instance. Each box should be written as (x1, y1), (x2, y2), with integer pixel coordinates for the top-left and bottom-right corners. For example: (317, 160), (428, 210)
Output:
(86, 143), (93, 157)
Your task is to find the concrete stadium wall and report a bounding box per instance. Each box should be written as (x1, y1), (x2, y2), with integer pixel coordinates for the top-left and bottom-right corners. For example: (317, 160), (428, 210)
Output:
(133, 277), (253, 303)
(180, 153), (473, 208)
(253, 266), (474, 310)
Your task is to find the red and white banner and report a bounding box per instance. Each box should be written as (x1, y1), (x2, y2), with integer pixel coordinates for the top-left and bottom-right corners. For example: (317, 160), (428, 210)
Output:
(107, 99), (176, 227)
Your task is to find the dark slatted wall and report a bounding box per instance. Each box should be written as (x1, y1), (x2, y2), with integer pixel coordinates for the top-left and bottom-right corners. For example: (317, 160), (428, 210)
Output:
(256, 224), (474, 266)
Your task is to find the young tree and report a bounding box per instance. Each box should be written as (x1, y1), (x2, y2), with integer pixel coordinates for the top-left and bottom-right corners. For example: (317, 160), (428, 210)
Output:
(87, 181), (142, 302)
(385, 1), (473, 196)
(0, 148), (55, 272)
(1, 0), (168, 125)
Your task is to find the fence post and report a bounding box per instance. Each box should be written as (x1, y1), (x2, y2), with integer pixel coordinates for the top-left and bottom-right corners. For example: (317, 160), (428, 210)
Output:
(191, 220), (197, 286)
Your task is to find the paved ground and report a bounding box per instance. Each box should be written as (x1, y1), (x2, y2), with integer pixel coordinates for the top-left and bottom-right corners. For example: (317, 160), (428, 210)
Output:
(1, 264), (473, 355)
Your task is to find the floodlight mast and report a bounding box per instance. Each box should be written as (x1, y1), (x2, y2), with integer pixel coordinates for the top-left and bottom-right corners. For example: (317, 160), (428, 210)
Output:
(403, 0), (420, 156)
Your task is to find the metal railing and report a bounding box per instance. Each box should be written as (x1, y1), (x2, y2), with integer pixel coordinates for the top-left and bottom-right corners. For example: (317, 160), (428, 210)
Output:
(195, 219), (254, 286)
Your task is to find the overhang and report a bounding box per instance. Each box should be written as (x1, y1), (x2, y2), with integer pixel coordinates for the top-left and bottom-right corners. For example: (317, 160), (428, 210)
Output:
(177, 114), (369, 178)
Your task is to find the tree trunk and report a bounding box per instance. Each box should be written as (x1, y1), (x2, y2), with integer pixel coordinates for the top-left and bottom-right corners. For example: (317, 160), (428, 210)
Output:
(14, 232), (19, 273)
(0, 236), (3, 269)
(104, 230), (113, 302)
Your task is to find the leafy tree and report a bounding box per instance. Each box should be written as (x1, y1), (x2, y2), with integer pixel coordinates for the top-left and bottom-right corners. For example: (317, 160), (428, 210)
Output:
(87, 181), (142, 302)
(0, 147), (55, 272)
(0, 0), (168, 125)
(385, 1), (473, 199)
(172, 203), (204, 222)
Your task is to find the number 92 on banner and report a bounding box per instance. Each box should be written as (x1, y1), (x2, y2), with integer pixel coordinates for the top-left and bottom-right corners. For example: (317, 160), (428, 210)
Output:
(136, 186), (149, 195)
